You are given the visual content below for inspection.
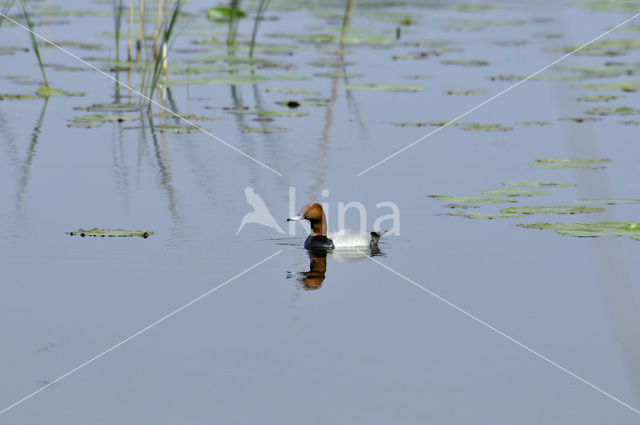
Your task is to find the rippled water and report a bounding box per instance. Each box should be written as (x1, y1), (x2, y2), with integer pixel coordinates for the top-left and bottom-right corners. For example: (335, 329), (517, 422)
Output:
(2, 0), (640, 423)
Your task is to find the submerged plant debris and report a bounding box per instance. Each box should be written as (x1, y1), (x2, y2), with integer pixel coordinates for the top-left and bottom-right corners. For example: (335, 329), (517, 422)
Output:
(458, 122), (512, 132)
(518, 221), (640, 241)
(67, 228), (153, 238)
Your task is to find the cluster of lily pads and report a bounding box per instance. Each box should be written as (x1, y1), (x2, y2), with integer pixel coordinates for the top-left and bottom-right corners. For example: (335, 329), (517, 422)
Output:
(430, 158), (640, 242)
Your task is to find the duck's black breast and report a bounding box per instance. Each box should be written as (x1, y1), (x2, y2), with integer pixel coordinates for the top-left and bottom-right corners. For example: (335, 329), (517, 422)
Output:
(304, 235), (335, 250)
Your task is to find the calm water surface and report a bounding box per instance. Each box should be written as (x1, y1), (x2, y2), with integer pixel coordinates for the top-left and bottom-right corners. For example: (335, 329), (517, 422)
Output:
(2, 0), (640, 423)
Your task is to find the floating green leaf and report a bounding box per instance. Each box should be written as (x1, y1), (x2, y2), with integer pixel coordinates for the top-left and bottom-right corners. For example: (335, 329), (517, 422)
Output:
(441, 59), (489, 66)
(444, 89), (487, 95)
(206, 7), (247, 22)
(340, 83), (425, 92)
(514, 121), (552, 126)
(573, 81), (640, 92)
(502, 206), (604, 215)
(69, 114), (138, 124)
(242, 126), (290, 133)
(577, 94), (622, 102)
(458, 122), (511, 132)
(482, 188), (550, 197)
(443, 204), (480, 209)
(584, 105), (638, 116)
(0, 93), (38, 100)
(429, 195), (517, 203)
(518, 221), (640, 241)
(67, 228), (153, 238)
(36, 86), (84, 97)
(620, 120), (640, 125)
(578, 198), (640, 205)
(264, 87), (320, 95)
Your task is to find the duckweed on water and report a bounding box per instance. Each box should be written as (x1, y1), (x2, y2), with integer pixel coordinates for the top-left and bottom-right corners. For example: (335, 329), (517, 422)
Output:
(481, 188), (550, 197)
(518, 221), (640, 241)
(340, 83), (426, 92)
(67, 228), (153, 238)
(429, 195), (517, 203)
(530, 158), (611, 169)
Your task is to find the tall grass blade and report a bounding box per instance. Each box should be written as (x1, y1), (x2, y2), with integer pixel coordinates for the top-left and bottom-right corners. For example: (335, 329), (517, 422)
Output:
(249, 0), (271, 58)
(227, 0), (240, 47)
(148, 0), (181, 103)
(113, 0), (124, 61)
(20, 1), (48, 87)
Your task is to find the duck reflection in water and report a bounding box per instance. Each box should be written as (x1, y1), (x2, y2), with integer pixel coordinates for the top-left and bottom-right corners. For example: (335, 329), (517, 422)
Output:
(291, 246), (384, 290)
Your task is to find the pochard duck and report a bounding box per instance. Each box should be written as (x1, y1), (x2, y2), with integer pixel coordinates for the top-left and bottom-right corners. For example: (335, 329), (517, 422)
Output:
(287, 203), (388, 250)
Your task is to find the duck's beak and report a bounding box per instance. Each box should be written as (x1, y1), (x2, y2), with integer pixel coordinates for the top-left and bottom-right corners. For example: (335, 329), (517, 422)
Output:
(287, 213), (304, 222)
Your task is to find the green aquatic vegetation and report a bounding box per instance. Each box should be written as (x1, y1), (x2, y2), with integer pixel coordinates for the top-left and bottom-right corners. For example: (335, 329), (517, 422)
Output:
(264, 87), (320, 95)
(258, 110), (309, 117)
(152, 112), (222, 121)
(0, 93), (38, 100)
(403, 74), (432, 80)
(403, 41), (447, 47)
(443, 204), (480, 209)
(67, 228), (153, 238)
(74, 103), (142, 113)
(488, 73), (587, 82)
(577, 0), (640, 12)
(0, 45), (28, 55)
(428, 195), (517, 204)
(441, 59), (489, 67)
(514, 121), (551, 126)
(492, 40), (527, 46)
(391, 121), (430, 127)
(529, 158), (611, 169)
(447, 211), (517, 219)
(502, 181), (576, 188)
(314, 72), (363, 78)
(206, 7), (247, 22)
(156, 125), (202, 133)
(502, 206), (604, 215)
(458, 122), (512, 132)
(447, 18), (525, 27)
(340, 83), (425, 92)
(267, 32), (393, 46)
(36, 86), (84, 97)
(620, 120), (640, 125)
(578, 198), (640, 204)
(249, 0), (273, 58)
(482, 188), (550, 197)
(549, 39), (640, 55)
(559, 116), (601, 123)
(553, 64), (634, 78)
(168, 63), (256, 74)
(69, 114), (138, 124)
(573, 81), (640, 92)
(584, 105), (638, 115)
(577, 94), (622, 102)
(518, 221), (640, 241)
(163, 73), (308, 86)
(444, 89), (487, 95)
(275, 98), (329, 107)
(242, 126), (290, 133)
(37, 40), (104, 50)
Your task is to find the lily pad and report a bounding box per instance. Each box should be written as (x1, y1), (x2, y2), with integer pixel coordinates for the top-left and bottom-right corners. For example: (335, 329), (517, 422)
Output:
(529, 158), (611, 169)
(339, 83), (425, 92)
(67, 228), (153, 238)
(502, 181), (576, 188)
(576, 94), (622, 102)
(620, 120), (640, 125)
(482, 188), (550, 197)
(242, 126), (290, 133)
(429, 195), (517, 203)
(584, 105), (638, 115)
(443, 204), (480, 209)
(444, 89), (487, 95)
(578, 198), (640, 205)
(518, 221), (640, 241)
(36, 86), (84, 97)
(441, 59), (489, 67)
(206, 7), (247, 22)
(156, 125), (203, 133)
(458, 122), (511, 132)
(69, 114), (138, 125)
(502, 206), (604, 215)
(573, 81), (640, 92)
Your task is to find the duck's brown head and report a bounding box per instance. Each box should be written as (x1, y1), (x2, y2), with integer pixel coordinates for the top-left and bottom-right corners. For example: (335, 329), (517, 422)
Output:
(287, 202), (327, 236)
